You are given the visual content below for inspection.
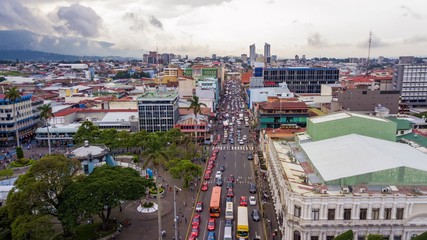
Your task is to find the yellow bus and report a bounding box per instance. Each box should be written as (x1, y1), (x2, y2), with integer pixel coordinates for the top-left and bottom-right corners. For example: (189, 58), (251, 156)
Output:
(237, 206), (249, 238)
(210, 186), (222, 217)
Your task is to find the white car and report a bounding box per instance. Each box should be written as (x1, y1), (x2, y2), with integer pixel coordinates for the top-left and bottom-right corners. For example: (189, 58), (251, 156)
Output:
(243, 135), (247, 140)
(249, 196), (256, 206)
(215, 171), (222, 179)
(239, 140), (244, 145)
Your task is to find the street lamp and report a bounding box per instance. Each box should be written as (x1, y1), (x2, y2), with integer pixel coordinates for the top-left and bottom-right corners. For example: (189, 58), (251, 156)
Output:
(174, 185), (182, 240)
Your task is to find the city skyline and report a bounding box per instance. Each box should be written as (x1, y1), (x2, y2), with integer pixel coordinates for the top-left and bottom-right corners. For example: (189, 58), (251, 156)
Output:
(1, 0), (427, 58)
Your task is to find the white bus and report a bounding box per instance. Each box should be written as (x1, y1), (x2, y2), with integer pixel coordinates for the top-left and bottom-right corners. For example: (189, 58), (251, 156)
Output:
(225, 201), (234, 220)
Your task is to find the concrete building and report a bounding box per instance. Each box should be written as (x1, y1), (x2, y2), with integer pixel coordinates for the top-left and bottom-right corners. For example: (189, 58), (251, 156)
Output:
(250, 44), (256, 65)
(241, 54), (248, 63)
(261, 112), (427, 240)
(0, 94), (41, 145)
(264, 43), (271, 64)
(178, 76), (195, 100)
(337, 88), (400, 114)
(263, 67), (339, 93)
(393, 56), (427, 112)
(137, 90), (179, 132)
(256, 100), (309, 129)
(248, 82), (294, 109)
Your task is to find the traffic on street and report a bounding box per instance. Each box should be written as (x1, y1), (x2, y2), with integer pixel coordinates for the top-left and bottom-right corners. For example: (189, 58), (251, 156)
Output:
(186, 79), (263, 240)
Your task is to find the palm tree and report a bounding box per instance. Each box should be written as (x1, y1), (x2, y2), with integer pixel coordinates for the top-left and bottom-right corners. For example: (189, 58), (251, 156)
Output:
(187, 96), (207, 143)
(141, 132), (170, 240)
(5, 87), (21, 148)
(39, 104), (54, 155)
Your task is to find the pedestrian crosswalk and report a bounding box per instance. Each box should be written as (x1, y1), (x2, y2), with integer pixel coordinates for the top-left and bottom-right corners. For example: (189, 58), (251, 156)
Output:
(214, 145), (254, 151)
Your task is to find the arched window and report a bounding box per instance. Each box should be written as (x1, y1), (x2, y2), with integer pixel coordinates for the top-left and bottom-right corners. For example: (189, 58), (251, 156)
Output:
(294, 231), (301, 240)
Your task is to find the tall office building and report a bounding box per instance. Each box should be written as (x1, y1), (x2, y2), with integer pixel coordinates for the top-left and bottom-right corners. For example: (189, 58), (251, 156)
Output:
(249, 44), (256, 65)
(393, 56), (427, 112)
(137, 90), (180, 132)
(263, 67), (339, 93)
(264, 43), (271, 64)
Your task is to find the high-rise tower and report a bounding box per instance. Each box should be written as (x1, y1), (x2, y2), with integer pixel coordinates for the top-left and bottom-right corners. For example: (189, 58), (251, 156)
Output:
(249, 44), (256, 65)
(264, 43), (271, 64)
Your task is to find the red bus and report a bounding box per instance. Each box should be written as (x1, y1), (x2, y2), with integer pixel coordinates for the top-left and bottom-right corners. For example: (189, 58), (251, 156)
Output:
(209, 186), (222, 217)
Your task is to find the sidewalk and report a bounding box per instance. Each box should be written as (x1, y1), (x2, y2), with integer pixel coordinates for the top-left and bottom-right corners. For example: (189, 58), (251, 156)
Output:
(113, 166), (195, 240)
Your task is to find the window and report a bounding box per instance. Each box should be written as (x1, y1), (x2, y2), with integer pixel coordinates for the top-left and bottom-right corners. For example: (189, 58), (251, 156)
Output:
(360, 208), (367, 220)
(384, 208), (392, 220)
(326, 236), (334, 240)
(312, 209), (319, 221)
(294, 206), (301, 217)
(344, 208), (351, 220)
(311, 237), (319, 240)
(396, 208), (404, 220)
(328, 209), (335, 220)
(372, 208), (380, 220)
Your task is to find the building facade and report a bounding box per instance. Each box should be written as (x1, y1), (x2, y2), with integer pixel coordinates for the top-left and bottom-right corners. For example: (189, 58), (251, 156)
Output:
(256, 101), (309, 129)
(0, 94), (41, 145)
(261, 118), (427, 240)
(250, 44), (256, 65)
(337, 89), (400, 114)
(137, 90), (180, 132)
(393, 62), (427, 112)
(264, 43), (271, 64)
(263, 67), (339, 93)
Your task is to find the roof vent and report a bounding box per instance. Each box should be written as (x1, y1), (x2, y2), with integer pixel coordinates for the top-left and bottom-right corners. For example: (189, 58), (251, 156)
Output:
(84, 140), (89, 147)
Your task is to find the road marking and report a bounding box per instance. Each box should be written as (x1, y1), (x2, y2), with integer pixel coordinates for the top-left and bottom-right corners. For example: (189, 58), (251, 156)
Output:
(202, 219), (208, 240)
(218, 219), (223, 240)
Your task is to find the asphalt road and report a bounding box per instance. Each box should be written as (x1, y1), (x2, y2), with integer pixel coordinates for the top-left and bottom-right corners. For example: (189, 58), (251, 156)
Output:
(187, 79), (263, 240)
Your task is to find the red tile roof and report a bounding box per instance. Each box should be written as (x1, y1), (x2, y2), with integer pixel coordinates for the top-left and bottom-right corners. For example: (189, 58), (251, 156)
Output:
(54, 108), (81, 117)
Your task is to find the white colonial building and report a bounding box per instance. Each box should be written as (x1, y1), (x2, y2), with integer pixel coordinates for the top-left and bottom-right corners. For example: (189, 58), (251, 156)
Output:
(262, 116), (427, 240)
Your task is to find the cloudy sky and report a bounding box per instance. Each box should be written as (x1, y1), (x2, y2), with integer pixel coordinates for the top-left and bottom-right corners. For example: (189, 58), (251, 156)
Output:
(1, 0), (427, 58)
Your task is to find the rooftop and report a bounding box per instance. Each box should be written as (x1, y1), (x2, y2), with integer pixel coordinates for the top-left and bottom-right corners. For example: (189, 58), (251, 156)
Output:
(310, 111), (389, 124)
(300, 134), (427, 182)
(139, 90), (178, 100)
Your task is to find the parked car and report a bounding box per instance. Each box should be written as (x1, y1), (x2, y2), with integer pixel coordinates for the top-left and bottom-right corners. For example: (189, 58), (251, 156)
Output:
(215, 177), (223, 186)
(204, 172), (210, 180)
(249, 196), (256, 206)
(195, 202), (203, 212)
(207, 231), (215, 240)
(247, 153), (253, 160)
(228, 174), (235, 182)
(192, 214), (201, 227)
(201, 182), (208, 191)
(207, 218), (215, 231)
(249, 182), (256, 193)
(240, 196), (248, 206)
(226, 188), (234, 197)
(191, 225), (199, 237)
(226, 181), (233, 189)
(215, 171), (222, 179)
(251, 209), (261, 221)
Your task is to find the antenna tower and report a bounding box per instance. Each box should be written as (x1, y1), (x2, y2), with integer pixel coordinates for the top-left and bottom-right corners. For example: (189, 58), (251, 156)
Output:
(366, 31), (372, 75)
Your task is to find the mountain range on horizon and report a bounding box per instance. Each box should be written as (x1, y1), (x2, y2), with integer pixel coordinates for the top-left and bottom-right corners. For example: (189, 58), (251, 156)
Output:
(0, 30), (141, 60)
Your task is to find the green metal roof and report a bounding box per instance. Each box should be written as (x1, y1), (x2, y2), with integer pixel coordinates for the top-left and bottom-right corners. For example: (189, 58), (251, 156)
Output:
(398, 132), (427, 148)
(386, 117), (413, 130)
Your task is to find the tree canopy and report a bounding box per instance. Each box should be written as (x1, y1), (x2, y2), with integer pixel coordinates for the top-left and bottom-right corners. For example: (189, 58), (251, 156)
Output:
(168, 159), (202, 187)
(73, 121), (100, 144)
(333, 230), (353, 240)
(61, 165), (153, 230)
(6, 155), (81, 237)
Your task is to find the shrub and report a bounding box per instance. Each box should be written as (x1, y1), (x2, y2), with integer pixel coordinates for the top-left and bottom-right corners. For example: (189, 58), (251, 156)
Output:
(16, 147), (24, 159)
(333, 230), (353, 240)
(143, 202), (154, 208)
(10, 158), (35, 168)
(149, 187), (164, 194)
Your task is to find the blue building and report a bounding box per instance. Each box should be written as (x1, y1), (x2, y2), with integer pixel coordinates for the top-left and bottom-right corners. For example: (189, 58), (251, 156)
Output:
(263, 67), (339, 93)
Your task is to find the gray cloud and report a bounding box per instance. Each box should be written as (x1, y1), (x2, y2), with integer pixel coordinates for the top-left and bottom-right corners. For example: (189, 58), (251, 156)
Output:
(402, 35), (427, 44)
(123, 12), (145, 31)
(150, 16), (163, 29)
(0, 0), (50, 33)
(57, 4), (103, 37)
(155, 0), (232, 7)
(401, 5), (422, 20)
(307, 33), (329, 48)
(357, 35), (390, 48)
